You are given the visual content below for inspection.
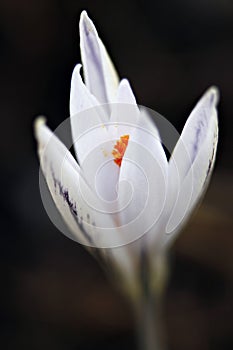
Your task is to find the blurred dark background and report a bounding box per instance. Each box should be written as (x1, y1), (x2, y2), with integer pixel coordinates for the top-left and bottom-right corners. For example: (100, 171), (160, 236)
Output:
(0, 0), (233, 349)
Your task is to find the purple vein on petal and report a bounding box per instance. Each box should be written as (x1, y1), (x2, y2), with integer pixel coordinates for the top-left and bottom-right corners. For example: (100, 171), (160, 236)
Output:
(82, 19), (108, 103)
(50, 164), (95, 245)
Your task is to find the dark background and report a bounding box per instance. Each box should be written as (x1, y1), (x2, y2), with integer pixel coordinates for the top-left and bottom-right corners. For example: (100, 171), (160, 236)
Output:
(1, 0), (233, 349)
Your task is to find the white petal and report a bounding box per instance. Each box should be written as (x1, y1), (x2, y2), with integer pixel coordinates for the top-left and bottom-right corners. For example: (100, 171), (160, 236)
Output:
(70, 75), (135, 203)
(70, 64), (100, 117)
(79, 80), (138, 203)
(69, 65), (109, 127)
(35, 119), (141, 293)
(79, 11), (119, 104)
(115, 109), (168, 245)
(69, 64), (110, 163)
(35, 117), (145, 248)
(164, 87), (219, 245)
(35, 119), (142, 286)
(109, 79), (139, 138)
(169, 87), (219, 182)
(81, 134), (120, 202)
(115, 78), (137, 105)
(34, 117), (118, 248)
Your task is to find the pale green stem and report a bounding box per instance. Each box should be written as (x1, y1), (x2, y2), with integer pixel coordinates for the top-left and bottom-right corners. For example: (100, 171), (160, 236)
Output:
(136, 289), (165, 350)
(135, 247), (167, 350)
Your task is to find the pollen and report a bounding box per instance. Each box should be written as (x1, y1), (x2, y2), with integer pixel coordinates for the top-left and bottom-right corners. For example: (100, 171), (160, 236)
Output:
(112, 135), (129, 167)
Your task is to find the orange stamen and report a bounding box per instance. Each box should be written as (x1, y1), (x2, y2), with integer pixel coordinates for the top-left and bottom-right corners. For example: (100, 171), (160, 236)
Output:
(112, 135), (129, 167)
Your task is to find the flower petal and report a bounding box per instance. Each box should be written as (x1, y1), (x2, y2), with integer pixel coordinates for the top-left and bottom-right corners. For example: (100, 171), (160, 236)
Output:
(70, 64), (100, 117)
(69, 64), (110, 163)
(80, 79), (138, 203)
(115, 78), (137, 105)
(70, 74), (137, 203)
(164, 87), (219, 245)
(34, 117), (118, 247)
(169, 87), (219, 181)
(79, 11), (119, 104)
(109, 79), (139, 138)
(35, 118), (142, 296)
(115, 109), (168, 245)
(81, 135), (120, 202)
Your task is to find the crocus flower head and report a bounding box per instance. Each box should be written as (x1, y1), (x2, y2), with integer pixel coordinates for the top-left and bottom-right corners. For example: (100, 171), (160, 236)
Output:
(34, 11), (218, 294)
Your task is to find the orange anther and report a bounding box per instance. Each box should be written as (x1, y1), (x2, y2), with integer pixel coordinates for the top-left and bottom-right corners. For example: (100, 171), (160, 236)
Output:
(112, 135), (129, 167)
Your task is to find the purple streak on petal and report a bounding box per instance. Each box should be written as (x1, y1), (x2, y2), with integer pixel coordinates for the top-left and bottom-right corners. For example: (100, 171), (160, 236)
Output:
(50, 164), (94, 245)
(83, 24), (102, 72)
(81, 15), (108, 104)
(191, 119), (205, 163)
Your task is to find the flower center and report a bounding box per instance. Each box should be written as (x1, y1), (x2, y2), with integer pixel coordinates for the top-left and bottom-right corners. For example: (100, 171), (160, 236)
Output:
(112, 135), (129, 167)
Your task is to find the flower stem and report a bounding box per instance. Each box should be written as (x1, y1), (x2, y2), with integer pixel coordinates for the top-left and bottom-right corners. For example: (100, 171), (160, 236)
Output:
(135, 247), (167, 350)
(136, 291), (165, 350)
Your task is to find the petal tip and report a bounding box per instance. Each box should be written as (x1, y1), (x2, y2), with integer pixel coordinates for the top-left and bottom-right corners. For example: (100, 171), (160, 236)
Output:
(79, 10), (96, 37)
(119, 78), (130, 88)
(34, 116), (47, 141)
(116, 78), (137, 105)
(34, 116), (46, 131)
(80, 10), (88, 19)
(72, 63), (82, 78)
(207, 86), (220, 107)
(80, 10), (89, 25)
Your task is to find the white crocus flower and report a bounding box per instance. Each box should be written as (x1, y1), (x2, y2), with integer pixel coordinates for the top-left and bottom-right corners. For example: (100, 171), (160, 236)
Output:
(34, 11), (219, 302)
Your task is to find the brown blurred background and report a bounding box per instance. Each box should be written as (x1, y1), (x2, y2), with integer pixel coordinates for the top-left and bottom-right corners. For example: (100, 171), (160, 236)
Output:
(0, 0), (233, 349)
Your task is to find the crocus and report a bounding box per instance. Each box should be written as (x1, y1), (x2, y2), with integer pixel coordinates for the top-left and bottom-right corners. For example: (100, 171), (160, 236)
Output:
(34, 10), (218, 349)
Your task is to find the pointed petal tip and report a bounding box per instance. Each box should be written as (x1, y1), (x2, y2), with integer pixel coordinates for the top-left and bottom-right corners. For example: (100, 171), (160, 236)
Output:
(119, 78), (131, 89)
(116, 78), (137, 105)
(119, 78), (129, 85)
(72, 63), (82, 77)
(80, 10), (92, 25)
(78, 10), (119, 103)
(206, 86), (220, 107)
(118, 79), (132, 94)
(79, 10), (96, 37)
(80, 10), (88, 19)
(34, 116), (46, 137)
(80, 10), (88, 25)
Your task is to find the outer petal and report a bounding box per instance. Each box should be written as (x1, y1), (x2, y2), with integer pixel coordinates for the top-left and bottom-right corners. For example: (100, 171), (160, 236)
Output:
(35, 117), (146, 249)
(35, 118), (140, 292)
(169, 87), (219, 181)
(79, 11), (119, 104)
(164, 87), (219, 246)
(34, 117), (118, 248)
